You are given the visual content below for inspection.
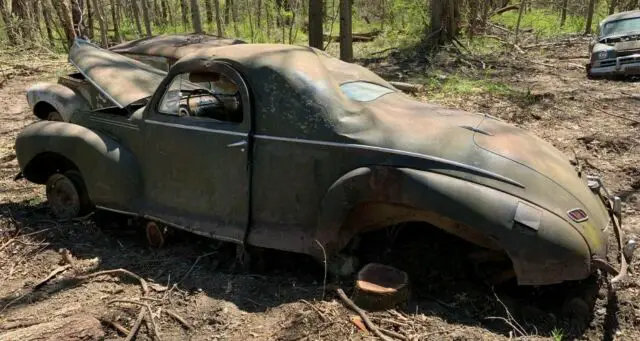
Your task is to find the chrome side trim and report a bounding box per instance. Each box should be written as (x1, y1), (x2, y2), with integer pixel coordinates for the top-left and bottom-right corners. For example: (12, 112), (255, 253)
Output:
(145, 119), (247, 136)
(89, 116), (139, 130)
(95, 205), (138, 216)
(254, 134), (525, 188)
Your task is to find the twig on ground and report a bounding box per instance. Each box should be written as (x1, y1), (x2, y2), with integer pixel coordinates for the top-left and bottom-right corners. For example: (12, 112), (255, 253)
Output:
(164, 309), (193, 331)
(371, 47), (399, 56)
(109, 299), (161, 341)
(125, 308), (146, 341)
(0, 228), (51, 252)
(488, 288), (527, 337)
(79, 269), (149, 295)
(591, 105), (640, 125)
(314, 240), (327, 300)
(177, 252), (217, 285)
(100, 318), (130, 336)
(301, 299), (328, 322)
(33, 264), (71, 289)
(482, 34), (525, 54)
(336, 288), (393, 341)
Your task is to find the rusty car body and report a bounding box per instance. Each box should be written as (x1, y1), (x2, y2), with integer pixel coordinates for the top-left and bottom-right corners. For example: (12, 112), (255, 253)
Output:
(15, 39), (634, 286)
(25, 34), (244, 122)
(587, 10), (640, 78)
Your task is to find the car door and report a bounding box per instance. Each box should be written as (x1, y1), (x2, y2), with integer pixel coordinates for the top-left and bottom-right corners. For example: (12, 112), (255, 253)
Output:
(140, 60), (252, 243)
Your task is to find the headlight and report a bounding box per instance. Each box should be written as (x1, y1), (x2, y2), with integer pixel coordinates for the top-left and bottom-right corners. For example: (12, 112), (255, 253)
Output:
(596, 51), (610, 60)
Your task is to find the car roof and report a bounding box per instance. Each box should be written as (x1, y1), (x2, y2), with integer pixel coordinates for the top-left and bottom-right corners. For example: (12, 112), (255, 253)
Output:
(108, 33), (246, 60)
(601, 10), (640, 24)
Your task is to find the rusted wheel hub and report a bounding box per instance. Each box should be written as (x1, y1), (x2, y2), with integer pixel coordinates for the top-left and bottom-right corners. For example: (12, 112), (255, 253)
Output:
(46, 173), (81, 219)
(145, 221), (167, 248)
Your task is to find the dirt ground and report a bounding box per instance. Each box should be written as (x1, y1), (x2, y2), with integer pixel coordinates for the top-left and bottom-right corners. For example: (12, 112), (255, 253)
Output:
(0, 38), (638, 341)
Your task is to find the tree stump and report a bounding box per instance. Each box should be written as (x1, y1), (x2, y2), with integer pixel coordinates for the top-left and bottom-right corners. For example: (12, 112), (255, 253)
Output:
(352, 263), (409, 311)
(0, 315), (104, 341)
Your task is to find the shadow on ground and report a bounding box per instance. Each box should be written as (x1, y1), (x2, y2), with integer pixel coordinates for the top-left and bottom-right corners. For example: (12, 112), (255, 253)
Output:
(0, 200), (621, 340)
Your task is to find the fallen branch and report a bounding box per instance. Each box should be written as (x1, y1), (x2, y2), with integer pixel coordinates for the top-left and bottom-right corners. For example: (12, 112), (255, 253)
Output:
(492, 4), (520, 16)
(79, 269), (149, 295)
(300, 299), (328, 322)
(125, 308), (146, 341)
(34, 264), (71, 290)
(108, 300), (161, 340)
(389, 81), (424, 93)
(336, 288), (393, 341)
(99, 318), (130, 336)
(164, 309), (193, 331)
(177, 252), (217, 285)
(483, 35), (525, 54)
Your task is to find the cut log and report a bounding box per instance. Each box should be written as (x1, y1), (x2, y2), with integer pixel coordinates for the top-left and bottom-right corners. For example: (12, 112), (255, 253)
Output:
(0, 315), (104, 341)
(352, 263), (409, 311)
(388, 81), (424, 93)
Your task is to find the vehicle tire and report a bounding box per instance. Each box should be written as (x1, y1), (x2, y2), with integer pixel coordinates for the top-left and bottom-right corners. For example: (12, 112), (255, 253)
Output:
(47, 110), (64, 121)
(45, 170), (92, 219)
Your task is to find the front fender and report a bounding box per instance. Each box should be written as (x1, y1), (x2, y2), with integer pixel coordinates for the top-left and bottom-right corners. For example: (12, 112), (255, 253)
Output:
(26, 82), (89, 121)
(15, 121), (141, 210)
(315, 166), (592, 285)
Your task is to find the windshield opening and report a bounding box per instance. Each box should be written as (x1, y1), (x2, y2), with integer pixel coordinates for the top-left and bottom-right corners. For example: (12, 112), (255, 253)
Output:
(340, 81), (394, 102)
(602, 17), (640, 36)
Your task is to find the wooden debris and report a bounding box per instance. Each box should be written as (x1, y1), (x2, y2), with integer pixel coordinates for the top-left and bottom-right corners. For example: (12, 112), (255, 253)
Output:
(389, 81), (424, 93)
(33, 264), (71, 290)
(0, 315), (104, 341)
(164, 309), (193, 331)
(336, 288), (393, 341)
(99, 318), (130, 336)
(350, 315), (368, 333)
(125, 308), (146, 341)
(79, 269), (149, 295)
(352, 263), (409, 311)
(108, 299), (161, 341)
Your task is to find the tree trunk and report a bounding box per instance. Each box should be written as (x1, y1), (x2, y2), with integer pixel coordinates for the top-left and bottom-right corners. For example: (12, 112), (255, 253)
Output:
(131, 0), (142, 35)
(181, 0), (190, 30)
(514, 0), (526, 45)
(110, 0), (122, 42)
(309, 0), (323, 48)
(161, 0), (169, 24)
(214, 0), (223, 36)
(231, 0), (239, 36)
(256, 0), (262, 28)
(205, 0), (213, 27)
(141, 0), (153, 36)
(585, 0), (596, 35)
(0, 315), (104, 341)
(70, 0), (84, 38)
(428, 0), (461, 46)
(14, 0), (34, 41)
(246, 0), (254, 41)
(559, 0), (568, 27)
(224, 0), (230, 24)
(54, 0), (77, 47)
(190, 0), (202, 33)
(92, 0), (107, 46)
(0, 0), (19, 45)
(339, 0), (352, 61)
(609, 0), (617, 14)
(34, 0), (44, 39)
(42, 0), (56, 47)
(86, 0), (94, 38)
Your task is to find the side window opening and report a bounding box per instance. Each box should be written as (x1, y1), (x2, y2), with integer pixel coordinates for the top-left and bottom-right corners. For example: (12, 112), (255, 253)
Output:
(158, 70), (243, 123)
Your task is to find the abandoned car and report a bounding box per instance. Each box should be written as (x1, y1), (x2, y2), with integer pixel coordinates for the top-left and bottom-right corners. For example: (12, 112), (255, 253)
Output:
(26, 33), (244, 122)
(587, 10), (640, 78)
(15, 39), (634, 286)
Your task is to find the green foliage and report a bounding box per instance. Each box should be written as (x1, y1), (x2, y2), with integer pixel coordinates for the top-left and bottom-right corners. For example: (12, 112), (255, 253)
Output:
(421, 74), (516, 97)
(551, 327), (565, 341)
(491, 6), (608, 38)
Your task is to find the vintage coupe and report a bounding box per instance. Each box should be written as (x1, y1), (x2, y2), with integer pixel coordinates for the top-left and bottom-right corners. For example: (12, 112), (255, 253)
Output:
(587, 10), (640, 78)
(15, 39), (633, 286)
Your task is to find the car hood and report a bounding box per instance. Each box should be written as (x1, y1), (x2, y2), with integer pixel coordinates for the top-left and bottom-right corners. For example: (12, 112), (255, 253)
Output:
(69, 39), (167, 108)
(347, 93), (609, 249)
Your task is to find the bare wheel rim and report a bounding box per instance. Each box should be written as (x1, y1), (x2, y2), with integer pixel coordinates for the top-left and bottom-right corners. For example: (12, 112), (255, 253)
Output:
(46, 174), (81, 219)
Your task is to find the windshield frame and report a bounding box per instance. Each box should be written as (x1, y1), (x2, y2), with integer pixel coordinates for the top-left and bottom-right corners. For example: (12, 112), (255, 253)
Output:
(600, 17), (640, 37)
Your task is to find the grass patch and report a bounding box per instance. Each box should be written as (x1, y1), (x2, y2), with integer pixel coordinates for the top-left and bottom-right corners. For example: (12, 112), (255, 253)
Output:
(421, 74), (515, 97)
(491, 7), (608, 39)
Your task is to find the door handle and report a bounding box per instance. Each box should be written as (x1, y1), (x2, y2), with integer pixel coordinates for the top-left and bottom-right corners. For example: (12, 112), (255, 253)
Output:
(227, 140), (248, 148)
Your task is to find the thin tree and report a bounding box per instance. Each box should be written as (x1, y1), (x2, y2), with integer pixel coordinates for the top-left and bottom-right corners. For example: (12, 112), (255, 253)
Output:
(92, 0), (107, 46)
(181, 0), (190, 30)
(214, 0), (223, 36)
(559, 0), (568, 27)
(190, 0), (203, 33)
(70, 0), (84, 38)
(309, 0), (323, 48)
(54, 0), (76, 48)
(0, 0), (19, 45)
(514, 0), (526, 45)
(339, 0), (352, 61)
(131, 0), (143, 36)
(585, 0), (596, 34)
(110, 0), (122, 42)
(42, 0), (56, 47)
(205, 0), (213, 28)
(141, 0), (153, 36)
(609, 0), (618, 14)
(86, 0), (94, 38)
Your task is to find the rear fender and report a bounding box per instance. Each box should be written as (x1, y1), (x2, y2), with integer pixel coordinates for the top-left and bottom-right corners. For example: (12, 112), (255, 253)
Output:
(15, 121), (141, 210)
(315, 166), (591, 285)
(26, 82), (90, 121)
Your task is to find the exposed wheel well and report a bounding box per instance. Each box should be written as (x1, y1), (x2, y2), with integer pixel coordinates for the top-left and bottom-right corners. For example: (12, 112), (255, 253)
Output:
(23, 152), (79, 184)
(33, 102), (58, 120)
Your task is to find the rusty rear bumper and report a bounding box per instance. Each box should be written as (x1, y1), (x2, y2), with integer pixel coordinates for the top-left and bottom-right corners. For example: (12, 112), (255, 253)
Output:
(588, 177), (636, 286)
